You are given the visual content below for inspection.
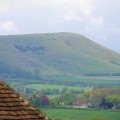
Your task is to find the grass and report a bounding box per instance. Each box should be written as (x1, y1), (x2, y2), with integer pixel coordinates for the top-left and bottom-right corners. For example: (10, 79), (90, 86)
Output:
(1, 32), (120, 81)
(23, 76), (120, 89)
(24, 83), (89, 91)
(9, 77), (120, 87)
(53, 74), (120, 81)
(41, 108), (120, 120)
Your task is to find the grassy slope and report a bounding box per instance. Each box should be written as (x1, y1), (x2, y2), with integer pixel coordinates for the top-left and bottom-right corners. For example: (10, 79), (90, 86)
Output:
(42, 108), (120, 120)
(0, 32), (120, 81)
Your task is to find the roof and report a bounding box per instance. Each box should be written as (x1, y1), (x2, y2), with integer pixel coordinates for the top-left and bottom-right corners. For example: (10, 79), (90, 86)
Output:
(0, 81), (48, 120)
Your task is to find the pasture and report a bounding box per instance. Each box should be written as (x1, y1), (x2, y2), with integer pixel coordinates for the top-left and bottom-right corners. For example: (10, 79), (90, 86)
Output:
(24, 83), (90, 91)
(42, 108), (120, 120)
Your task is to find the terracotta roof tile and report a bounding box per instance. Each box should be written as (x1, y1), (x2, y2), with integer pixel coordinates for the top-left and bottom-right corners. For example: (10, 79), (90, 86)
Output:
(0, 81), (48, 120)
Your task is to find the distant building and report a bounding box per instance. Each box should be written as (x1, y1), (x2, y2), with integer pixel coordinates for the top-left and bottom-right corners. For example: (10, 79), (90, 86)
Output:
(0, 81), (49, 120)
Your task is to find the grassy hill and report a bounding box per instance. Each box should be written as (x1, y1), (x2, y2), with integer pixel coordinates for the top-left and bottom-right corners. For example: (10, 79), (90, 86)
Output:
(0, 32), (120, 82)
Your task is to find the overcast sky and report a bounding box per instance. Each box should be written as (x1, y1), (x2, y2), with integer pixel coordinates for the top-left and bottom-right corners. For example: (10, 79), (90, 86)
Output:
(0, 0), (120, 52)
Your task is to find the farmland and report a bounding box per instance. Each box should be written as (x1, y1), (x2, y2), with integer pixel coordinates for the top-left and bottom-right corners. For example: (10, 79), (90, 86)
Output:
(42, 108), (120, 120)
(24, 83), (90, 91)
(9, 76), (120, 89)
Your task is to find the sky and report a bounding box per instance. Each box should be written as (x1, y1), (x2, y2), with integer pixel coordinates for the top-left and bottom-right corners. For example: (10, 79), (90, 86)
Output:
(0, 0), (120, 52)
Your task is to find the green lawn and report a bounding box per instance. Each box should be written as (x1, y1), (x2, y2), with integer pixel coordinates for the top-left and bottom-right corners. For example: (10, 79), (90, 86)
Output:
(41, 108), (120, 120)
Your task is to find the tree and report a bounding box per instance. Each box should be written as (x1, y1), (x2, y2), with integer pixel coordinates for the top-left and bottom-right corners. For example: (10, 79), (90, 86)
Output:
(40, 95), (50, 106)
(100, 97), (113, 109)
(59, 93), (76, 105)
(106, 95), (120, 109)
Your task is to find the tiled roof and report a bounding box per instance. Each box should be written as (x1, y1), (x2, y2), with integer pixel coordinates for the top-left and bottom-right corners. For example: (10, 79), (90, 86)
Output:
(0, 81), (48, 120)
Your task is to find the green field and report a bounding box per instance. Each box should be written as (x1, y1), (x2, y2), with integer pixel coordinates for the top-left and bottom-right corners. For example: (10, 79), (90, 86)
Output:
(23, 77), (120, 90)
(41, 108), (120, 120)
(9, 75), (120, 87)
(24, 83), (89, 90)
(49, 75), (120, 86)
